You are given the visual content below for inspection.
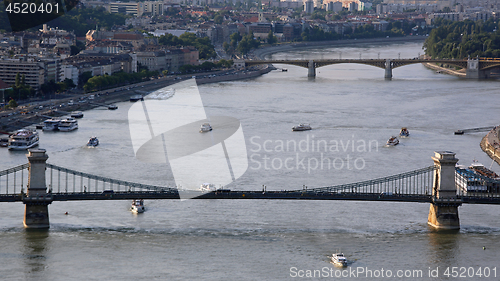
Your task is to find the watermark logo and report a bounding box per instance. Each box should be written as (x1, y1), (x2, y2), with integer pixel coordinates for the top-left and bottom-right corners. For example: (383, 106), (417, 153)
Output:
(128, 79), (248, 199)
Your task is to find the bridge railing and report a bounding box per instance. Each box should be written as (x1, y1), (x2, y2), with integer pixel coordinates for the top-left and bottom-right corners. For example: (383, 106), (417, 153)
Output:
(0, 163), (29, 195)
(299, 165), (436, 196)
(455, 167), (500, 200)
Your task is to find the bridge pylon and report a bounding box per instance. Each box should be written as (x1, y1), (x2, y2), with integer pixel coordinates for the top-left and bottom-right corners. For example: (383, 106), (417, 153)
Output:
(428, 151), (461, 230)
(385, 59), (392, 79)
(308, 60), (315, 77)
(23, 149), (52, 229)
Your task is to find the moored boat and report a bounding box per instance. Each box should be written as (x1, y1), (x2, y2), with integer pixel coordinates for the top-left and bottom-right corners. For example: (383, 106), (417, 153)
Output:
(130, 199), (145, 213)
(70, 111), (84, 118)
(8, 129), (39, 150)
(386, 136), (399, 146)
(130, 95), (144, 102)
(455, 161), (500, 194)
(292, 123), (312, 131)
(87, 136), (99, 147)
(200, 123), (212, 132)
(399, 127), (410, 137)
(58, 118), (78, 132)
(331, 253), (348, 267)
(42, 118), (61, 131)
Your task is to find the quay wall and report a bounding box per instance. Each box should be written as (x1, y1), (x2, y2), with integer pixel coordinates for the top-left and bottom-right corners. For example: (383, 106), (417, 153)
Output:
(481, 126), (500, 165)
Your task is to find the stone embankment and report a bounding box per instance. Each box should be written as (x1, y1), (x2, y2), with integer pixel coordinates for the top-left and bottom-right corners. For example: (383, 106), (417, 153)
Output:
(421, 62), (466, 78)
(481, 126), (500, 165)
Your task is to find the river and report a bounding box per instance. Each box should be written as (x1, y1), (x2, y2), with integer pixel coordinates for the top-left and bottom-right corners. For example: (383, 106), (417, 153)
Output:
(1, 41), (499, 280)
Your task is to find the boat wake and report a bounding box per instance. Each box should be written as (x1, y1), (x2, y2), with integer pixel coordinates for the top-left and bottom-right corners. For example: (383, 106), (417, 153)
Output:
(145, 88), (175, 100)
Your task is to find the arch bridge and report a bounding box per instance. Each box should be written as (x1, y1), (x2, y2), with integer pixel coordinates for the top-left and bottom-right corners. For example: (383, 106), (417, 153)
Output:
(245, 58), (500, 79)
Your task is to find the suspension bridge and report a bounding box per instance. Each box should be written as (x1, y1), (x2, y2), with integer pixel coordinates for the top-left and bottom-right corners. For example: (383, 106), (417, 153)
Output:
(1, 150), (500, 229)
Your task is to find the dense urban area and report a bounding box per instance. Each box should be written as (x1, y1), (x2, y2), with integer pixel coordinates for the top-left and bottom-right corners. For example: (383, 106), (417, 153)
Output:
(0, 0), (500, 107)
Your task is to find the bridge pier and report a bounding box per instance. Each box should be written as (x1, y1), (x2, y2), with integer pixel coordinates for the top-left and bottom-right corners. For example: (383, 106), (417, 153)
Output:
(384, 59), (392, 79)
(308, 60), (315, 77)
(466, 58), (488, 79)
(23, 149), (51, 229)
(428, 151), (461, 230)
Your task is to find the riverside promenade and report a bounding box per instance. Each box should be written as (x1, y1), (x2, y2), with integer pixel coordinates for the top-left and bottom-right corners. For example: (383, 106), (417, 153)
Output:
(481, 126), (500, 165)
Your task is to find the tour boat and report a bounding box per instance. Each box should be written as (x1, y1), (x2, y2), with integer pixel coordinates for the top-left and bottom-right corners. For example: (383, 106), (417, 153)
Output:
(399, 127), (410, 137)
(130, 199), (145, 213)
(42, 118), (61, 131)
(331, 253), (348, 267)
(108, 104), (118, 110)
(386, 136), (399, 146)
(58, 118), (78, 132)
(8, 129), (39, 150)
(70, 111), (84, 118)
(200, 183), (216, 192)
(292, 123), (312, 131)
(455, 161), (500, 194)
(87, 136), (99, 147)
(200, 123), (212, 132)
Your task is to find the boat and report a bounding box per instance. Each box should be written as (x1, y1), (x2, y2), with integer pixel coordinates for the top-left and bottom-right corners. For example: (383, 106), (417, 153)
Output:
(130, 199), (145, 213)
(200, 123), (212, 132)
(200, 183), (216, 192)
(386, 136), (399, 146)
(292, 123), (312, 131)
(42, 118), (61, 131)
(8, 129), (39, 150)
(399, 127), (410, 137)
(331, 253), (348, 267)
(130, 95), (144, 102)
(0, 137), (9, 147)
(455, 161), (500, 194)
(282, 68), (288, 72)
(108, 104), (118, 110)
(58, 118), (78, 132)
(70, 111), (84, 118)
(87, 136), (99, 147)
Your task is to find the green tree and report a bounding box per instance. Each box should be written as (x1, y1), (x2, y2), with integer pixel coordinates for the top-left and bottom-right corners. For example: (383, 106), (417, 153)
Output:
(7, 99), (17, 109)
(267, 31), (277, 45)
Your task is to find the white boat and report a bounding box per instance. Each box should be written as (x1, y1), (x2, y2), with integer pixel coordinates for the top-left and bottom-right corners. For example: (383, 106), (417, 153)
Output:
(108, 104), (118, 110)
(130, 199), (145, 213)
(58, 118), (78, 132)
(292, 123), (312, 131)
(200, 123), (212, 133)
(455, 161), (500, 194)
(8, 129), (39, 150)
(386, 136), (399, 146)
(331, 253), (348, 267)
(200, 183), (216, 192)
(399, 127), (410, 137)
(42, 118), (61, 131)
(87, 136), (99, 147)
(70, 111), (84, 118)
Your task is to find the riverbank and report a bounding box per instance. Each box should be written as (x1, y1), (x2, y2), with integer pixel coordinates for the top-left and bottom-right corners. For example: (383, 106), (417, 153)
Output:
(0, 65), (273, 134)
(481, 126), (500, 165)
(421, 62), (466, 77)
(253, 35), (428, 59)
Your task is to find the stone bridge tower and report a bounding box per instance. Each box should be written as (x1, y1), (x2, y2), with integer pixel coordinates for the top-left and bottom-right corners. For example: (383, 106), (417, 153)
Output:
(23, 149), (52, 229)
(428, 151), (461, 230)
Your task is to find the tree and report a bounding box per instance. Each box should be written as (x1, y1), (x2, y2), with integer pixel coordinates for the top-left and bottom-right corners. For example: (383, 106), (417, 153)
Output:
(7, 99), (17, 109)
(267, 31), (277, 45)
(15, 73), (20, 87)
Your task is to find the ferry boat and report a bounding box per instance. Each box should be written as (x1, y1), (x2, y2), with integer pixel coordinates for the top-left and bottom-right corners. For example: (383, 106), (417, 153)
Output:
(331, 253), (348, 267)
(8, 129), (39, 150)
(200, 183), (216, 192)
(399, 127), (410, 137)
(386, 136), (399, 146)
(87, 136), (99, 147)
(455, 161), (500, 194)
(130, 95), (144, 102)
(292, 123), (312, 131)
(200, 123), (212, 132)
(58, 118), (78, 132)
(42, 118), (61, 131)
(130, 199), (145, 213)
(70, 111), (84, 118)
